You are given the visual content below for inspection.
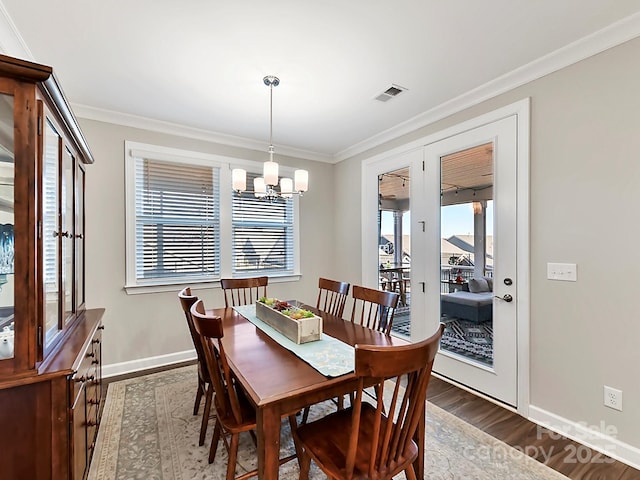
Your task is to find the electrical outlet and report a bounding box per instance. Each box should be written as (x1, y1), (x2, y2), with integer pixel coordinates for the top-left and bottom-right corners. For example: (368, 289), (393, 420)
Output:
(604, 386), (623, 411)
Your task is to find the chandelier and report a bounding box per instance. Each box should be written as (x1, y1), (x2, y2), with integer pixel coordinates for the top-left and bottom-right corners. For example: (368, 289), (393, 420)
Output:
(232, 75), (309, 201)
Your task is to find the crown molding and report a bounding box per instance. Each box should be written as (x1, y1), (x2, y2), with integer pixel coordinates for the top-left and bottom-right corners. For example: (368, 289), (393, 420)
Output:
(72, 103), (334, 163)
(0, 2), (33, 60)
(334, 11), (640, 162)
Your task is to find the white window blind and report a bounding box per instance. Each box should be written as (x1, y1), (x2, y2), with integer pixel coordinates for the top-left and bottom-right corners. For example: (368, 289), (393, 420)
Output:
(231, 172), (294, 275)
(134, 157), (220, 282)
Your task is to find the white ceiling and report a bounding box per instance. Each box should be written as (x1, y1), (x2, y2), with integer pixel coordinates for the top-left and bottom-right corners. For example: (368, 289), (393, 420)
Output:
(2, 1), (640, 161)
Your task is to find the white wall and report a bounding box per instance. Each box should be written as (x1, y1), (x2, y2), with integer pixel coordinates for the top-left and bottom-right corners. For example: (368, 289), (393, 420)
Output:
(335, 37), (640, 454)
(80, 120), (335, 374)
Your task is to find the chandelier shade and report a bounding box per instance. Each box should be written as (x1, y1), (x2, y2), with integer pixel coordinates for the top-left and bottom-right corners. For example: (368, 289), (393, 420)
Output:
(232, 75), (309, 201)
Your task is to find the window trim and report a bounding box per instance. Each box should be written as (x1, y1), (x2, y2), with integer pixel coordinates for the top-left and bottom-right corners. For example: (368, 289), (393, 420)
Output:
(124, 141), (301, 294)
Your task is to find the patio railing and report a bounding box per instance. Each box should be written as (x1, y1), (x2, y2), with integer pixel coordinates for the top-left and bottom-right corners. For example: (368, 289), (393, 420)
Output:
(440, 266), (492, 293)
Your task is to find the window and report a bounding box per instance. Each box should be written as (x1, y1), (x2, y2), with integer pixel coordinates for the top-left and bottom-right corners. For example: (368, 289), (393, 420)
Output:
(125, 142), (300, 293)
(232, 172), (294, 276)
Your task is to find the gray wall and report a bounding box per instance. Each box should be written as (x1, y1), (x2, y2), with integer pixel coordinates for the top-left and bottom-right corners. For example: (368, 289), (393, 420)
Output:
(334, 37), (640, 448)
(78, 34), (639, 451)
(81, 120), (336, 371)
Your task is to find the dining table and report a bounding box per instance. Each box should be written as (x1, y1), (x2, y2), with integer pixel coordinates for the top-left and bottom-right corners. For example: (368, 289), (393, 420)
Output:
(207, 303), (422, 480)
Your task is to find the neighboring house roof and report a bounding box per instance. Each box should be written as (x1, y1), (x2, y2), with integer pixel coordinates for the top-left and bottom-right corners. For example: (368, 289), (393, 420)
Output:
(381, 234), (411, 256)
(452, 234), (494, 258)
(446, 235), (473, 252)
(380, 234), (494, 263)
(441, 238), (469, 256)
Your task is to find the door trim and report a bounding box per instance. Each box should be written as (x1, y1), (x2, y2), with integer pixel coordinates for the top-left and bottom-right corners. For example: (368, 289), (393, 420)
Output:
(361, 98), (530, 415)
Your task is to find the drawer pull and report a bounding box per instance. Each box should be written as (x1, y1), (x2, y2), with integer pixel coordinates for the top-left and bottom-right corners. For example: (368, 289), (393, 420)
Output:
(87, 420), (98, 427)
(92, 338), (100, 344)
(87, 375), (95, 381)
(86, 352), (95, 358)
(91, 359), (99, 365)
(75, 376), (86, 383)
(97, 325), (105, 330)
(89, 398), (100, 406)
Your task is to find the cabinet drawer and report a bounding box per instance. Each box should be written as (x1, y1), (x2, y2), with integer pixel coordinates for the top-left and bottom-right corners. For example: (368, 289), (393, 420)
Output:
(72, 329), (102, 403)
(72, 366), (95, 403)
(86, 402), (99, 452)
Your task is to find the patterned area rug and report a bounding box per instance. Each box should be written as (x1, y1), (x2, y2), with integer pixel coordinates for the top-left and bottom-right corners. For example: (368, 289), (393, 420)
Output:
(89, 365), (568, 480)
(392, 315), (493, 367)
(440, 317), (494, 366)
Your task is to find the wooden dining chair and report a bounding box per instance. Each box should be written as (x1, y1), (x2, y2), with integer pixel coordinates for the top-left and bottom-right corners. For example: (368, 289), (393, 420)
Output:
(220, 276), (268, 307)
(178, 287), (212, 446)
(316, 277), (350, 317)
(294, 324), (445, 480)
(349, 284), (400, 335)
(190, 299), (301, 479)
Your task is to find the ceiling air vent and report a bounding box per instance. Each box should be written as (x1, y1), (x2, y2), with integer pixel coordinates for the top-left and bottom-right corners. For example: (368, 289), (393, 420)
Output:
(374, 84), (408, 102)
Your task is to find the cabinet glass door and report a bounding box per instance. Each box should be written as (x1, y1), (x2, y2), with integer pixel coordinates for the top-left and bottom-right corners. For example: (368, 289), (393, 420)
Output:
(0, 93), (14, 361)
(75, 164), (85, 310)
(62, 147), (75, 323)
(43, 120), (60, 346)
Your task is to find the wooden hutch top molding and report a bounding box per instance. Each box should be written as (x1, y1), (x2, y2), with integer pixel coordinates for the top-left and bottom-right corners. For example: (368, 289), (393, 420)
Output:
(0, 52), (95, 165)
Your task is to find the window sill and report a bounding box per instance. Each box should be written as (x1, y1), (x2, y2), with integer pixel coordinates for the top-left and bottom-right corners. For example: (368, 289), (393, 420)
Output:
(124, 273), (301, 295)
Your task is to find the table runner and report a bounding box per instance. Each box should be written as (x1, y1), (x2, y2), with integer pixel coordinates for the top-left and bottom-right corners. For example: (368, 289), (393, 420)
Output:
(233, 304), (354, 377)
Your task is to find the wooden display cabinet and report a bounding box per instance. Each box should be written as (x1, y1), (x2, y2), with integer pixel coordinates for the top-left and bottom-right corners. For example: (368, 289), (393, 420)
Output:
(0, 53), (105, 479)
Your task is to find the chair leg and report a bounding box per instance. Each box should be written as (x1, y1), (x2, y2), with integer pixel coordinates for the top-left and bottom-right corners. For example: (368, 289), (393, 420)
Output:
(301, 406), (310, 424)
(288, 415), (303, 468)
(248, 429), (257, 446)
(209, 420), (222, 464)
(199, 384), (213, 446)
(226, 433), (240, 480)
(193, 380), (204, 415)
(299, 450), (312, 480)
(405, 464), (417, 480)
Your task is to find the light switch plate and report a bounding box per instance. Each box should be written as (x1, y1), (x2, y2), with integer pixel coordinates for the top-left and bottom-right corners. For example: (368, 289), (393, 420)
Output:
(547, 263), (577, 281)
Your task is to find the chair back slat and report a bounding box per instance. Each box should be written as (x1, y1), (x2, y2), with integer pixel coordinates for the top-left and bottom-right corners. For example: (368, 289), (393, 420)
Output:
(345, 324), (444, 477)
(345, 379), (364, 478)
(381, 378), (404, 466)
(178, 287), (205, 365)
(349, 285), (399, 334)
(316, 277), (350, 317)
(191, 299), (245, 424)
(220, 276), (268, 307)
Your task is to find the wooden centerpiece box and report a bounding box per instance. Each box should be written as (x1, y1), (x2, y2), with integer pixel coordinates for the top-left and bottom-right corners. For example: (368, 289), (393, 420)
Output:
(256, 299), (322, 344)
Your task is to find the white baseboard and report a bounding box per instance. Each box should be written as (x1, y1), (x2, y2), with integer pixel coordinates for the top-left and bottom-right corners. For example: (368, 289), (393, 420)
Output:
(529, 405), (640, 471)
(102, 350), (196, 379)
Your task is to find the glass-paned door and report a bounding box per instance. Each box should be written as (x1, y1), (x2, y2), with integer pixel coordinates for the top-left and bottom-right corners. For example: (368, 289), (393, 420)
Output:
(75, 164), (85, 311)
(378, 167), (411, 337)
(423, 115), (518, 407)
(0, 93), (14, 361)
(440, 143), (494, 366)
(62, 147), (75, 323)
(43, 119), (61, 347)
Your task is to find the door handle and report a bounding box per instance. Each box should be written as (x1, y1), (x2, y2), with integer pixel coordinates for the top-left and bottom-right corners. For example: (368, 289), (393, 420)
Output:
(494, 294), (513, 303)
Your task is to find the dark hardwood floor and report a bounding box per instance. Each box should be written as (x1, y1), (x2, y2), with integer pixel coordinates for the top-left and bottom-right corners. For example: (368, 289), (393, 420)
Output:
(427, 376), (639, 480)
(103, 363), (638, 480)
